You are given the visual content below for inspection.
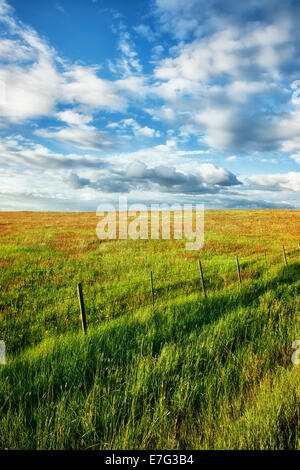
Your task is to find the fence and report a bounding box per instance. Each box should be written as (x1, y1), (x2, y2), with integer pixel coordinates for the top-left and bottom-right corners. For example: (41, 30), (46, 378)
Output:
(0, 244), (299, 343)
(76, 244), (300, 334)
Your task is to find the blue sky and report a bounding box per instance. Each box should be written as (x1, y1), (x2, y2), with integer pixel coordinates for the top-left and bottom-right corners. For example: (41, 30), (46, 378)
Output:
(0, 0), (300, 210)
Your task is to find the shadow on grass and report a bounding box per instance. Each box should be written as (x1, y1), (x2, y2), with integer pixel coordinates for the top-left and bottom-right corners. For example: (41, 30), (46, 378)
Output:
(2, 262), (298, 412)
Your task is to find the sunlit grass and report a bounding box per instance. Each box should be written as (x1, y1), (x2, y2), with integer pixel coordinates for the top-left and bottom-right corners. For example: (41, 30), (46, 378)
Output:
(0, 210), (299, 449)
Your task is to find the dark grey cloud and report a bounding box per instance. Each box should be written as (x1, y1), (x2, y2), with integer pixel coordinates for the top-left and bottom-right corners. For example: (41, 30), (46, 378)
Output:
(67, 160), (241, 195)
(126, 160), (240, 193)
(68, 172), (131, 193)
(209, 196), (295, 210)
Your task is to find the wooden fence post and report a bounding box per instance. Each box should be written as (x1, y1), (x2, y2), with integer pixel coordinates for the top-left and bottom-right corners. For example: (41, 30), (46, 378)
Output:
(198, 260), (206, 298)
(77, 283), (87, 334)
(150, 271), (155, 307)
(298, 242), (300, 251)
(235, 255), (242, 284)
(282, 245), (288, 266)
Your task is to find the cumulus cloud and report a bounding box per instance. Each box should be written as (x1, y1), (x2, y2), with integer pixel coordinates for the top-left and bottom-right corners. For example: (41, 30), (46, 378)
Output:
(0, 38), (34, 61)
(68, 160), (241, 195)
(115, 75), (149, 99)
(56, 110), (93, 126)
(0, 52), (127, 123)
(0, 1), (130, 125)
(150, 1), (300, 156)
(154, 0), (299, 42)
(62, 66), (127, 112)
(248, 172), (300, 192)
(0, 135), (237, 199)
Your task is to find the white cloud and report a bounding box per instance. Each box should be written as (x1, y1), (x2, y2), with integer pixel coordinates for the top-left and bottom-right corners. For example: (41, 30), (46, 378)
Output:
(146, 106), (180, 125)
(69, 160), (240, 194)
(0, 38), (34, 61)
(149, 11), (300, 155)
(35, 126), (117, 151)
(136, 126), (160, 137)
(154, 20), (292, 89)
(249, 172), (300, 192)
(226, 155), (238, 161)
(154, 139), (177, 152)
(110, 30), (142, 77)
(104, 140), (210, 172)
(291, 153), (300, 164)
(108, 118), (161, 138)
(0, 3), (128, 124)
(0, 39), (62, 121)
(151, 44), (164, 60)
(155, 0), (202, 39)
(155, 29), (241, 82)
(0, 132), (242, 211)
(0, 133), (297, 210)
(0, 0), (13, 17)
(115, 75), (149, 99)
(61, 65), (127, 112)
(56, 110), (93, 126)
(226, 81), (269, 103)
(0, 135), (111, 169)
(134, 24), (156, 42)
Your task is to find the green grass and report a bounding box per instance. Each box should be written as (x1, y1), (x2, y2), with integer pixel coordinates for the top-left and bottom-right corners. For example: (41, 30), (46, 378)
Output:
(0, 211), (299, 449)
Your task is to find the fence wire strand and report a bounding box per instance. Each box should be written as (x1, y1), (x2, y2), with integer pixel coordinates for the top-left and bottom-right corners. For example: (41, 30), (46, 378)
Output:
(1, 246), (299, 316)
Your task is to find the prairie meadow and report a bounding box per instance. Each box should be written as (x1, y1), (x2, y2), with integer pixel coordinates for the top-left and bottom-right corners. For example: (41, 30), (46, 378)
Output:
(0, 210), (299, 449)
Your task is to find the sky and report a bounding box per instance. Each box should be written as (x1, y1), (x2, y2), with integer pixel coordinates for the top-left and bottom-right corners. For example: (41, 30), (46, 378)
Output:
(0, 0), (300, 211)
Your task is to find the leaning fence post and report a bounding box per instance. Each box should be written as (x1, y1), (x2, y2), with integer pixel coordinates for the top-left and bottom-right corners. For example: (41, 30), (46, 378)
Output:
(264, 250), (268, 274)
(150, 271), (155, 307)
(77, 283), (87, 334)
(282, 245), (288, 266)
(235, 255), (242, 284)
(298, 243), (300, 251)
(198, 260), (206, 298)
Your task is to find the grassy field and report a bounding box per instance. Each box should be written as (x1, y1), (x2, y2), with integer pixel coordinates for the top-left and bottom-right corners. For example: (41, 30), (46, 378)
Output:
(0, 210), (299, 449)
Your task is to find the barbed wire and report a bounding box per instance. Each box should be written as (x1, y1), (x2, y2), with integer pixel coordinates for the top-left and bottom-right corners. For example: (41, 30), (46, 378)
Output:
(0, 246), (299, 312)
(1, 247), (298, 289)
